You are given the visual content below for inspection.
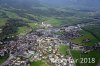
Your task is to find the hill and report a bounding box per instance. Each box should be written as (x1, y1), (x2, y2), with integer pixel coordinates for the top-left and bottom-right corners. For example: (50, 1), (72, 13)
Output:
(39, 0), (100, 10)
(0, 0), (42, 9)
(0, 0), (100, 10)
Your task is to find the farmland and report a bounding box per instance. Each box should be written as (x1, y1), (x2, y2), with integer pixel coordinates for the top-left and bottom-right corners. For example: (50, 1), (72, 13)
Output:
(71, 30), (99, 46)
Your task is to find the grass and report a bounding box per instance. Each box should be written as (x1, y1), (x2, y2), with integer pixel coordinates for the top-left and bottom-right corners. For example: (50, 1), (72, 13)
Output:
(62, 17), (79, 25)
(43, 17), (89, 27)
(28, 23), (39, 29)
(71, 50), (100, 66)
(58, 44), (69, 56)
(30, 60), (48, 66)
(3, 10), (33, 23)
(56, 17), (82, 26)
(0, 18), (7, 27)
(44, 18), (62, 27)
(0, 54), (9, 64)
(83, 26), (100, 40)
(5, 11), (20, 18)
(17, 26), (32, 35)
(71, 30), (99, 46)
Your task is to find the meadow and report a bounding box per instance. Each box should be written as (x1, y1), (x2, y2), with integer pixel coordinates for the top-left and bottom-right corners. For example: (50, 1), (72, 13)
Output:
(71, 50), (100, 66)
(71, 30), (99, 46)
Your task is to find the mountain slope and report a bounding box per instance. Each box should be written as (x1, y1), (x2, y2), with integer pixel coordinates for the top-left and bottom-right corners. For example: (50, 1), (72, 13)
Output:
(39, 0), (100, 9)
(0, 0), (42, 9)
(0, 0), (100, 10)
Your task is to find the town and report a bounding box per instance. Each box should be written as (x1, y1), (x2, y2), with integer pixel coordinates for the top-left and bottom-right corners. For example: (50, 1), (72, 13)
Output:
(0, 22), (100, 66)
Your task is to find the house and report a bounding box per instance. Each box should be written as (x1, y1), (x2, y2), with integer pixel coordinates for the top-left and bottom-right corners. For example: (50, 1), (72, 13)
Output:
(0, 51), (4, 56)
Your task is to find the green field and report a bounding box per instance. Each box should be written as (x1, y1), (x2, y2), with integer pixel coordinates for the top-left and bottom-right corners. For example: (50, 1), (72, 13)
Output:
(28, 23), (39, 29)
(59, 17), (80, 25)
(71, 50), (100, 66)
(0, 54), (9, 64)
(43, 17), (80, 27)
(44, 18), (62, 27)
(43, 16), (95, 27)
(3, 10), (20, 19)
(0, 9), (41, 36)
(71, 30), (99, 46)
(30, 60), (48, 66)
(17, 26), (32, 35)
(58, 44), (69, 56)
(0, 18), (7, 27)
(83, 25), (100, 40)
